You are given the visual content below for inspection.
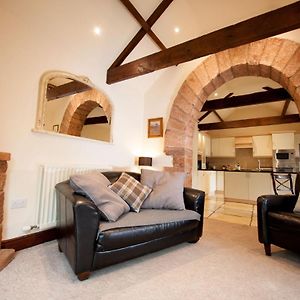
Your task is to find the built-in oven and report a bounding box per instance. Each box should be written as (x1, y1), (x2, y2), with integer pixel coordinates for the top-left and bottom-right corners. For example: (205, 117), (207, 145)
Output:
(273, 149), (296, 170)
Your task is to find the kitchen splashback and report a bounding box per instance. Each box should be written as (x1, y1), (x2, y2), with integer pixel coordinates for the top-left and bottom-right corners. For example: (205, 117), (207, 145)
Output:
(206, 148), (272, 169)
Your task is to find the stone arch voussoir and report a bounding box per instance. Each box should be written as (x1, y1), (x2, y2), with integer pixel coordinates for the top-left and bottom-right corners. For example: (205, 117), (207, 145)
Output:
(165, 37), (300, 186)
(60, 88), (112, 136)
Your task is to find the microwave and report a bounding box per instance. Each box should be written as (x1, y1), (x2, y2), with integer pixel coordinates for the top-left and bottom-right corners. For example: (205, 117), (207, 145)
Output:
(273, 149), (296, 169)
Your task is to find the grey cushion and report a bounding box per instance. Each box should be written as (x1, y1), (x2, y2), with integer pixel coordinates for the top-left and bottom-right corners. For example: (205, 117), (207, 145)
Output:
(99, 208), (200, 232)
(70, 172), (130, 222)
(141, 169), (186, 210)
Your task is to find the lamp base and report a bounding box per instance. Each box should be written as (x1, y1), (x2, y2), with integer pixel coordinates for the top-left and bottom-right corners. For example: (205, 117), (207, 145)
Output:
(0, 249), (16, 271)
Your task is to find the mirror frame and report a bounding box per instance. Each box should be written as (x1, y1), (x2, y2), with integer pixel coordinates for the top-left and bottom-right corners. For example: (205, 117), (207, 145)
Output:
(35, 70), (113, 143)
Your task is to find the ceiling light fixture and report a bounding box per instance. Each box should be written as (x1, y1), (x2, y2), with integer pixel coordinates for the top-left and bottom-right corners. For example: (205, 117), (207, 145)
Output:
(174, 26), (180, 33)
(93, 26), (101, 36)
(214, 92), (218, 97)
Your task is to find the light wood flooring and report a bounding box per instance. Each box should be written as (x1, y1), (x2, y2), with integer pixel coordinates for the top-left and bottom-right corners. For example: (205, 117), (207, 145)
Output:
(204, 193), (257, 226)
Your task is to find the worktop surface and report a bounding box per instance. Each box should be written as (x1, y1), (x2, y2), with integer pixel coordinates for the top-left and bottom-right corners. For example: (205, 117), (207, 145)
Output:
(199, 168), (299, 174)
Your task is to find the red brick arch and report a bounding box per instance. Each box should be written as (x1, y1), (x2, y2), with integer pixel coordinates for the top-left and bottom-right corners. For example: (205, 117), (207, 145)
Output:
(164, 37), (300, 186)
(60, 88), (112, 136)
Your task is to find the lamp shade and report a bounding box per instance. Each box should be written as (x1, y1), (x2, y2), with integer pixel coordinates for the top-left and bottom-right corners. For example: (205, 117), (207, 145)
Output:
(138, 157), (152, 166)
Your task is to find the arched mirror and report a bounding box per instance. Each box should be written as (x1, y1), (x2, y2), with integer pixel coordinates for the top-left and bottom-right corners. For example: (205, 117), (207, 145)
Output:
(35, 71), (112, 142)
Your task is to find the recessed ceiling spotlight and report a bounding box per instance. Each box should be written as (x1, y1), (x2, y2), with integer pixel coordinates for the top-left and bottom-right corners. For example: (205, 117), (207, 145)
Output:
(174, 26), (180, 33)
(93, 26), (101, 36)
(214, 92), (218, 97)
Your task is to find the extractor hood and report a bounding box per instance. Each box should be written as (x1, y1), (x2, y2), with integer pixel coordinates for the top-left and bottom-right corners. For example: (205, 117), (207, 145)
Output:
(235, 136), (253, 149)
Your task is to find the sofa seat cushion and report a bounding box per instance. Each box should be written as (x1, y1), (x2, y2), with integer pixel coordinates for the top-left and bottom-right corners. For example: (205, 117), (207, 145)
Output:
(96, 209), (200, 252)
(268, 211), (300, 232)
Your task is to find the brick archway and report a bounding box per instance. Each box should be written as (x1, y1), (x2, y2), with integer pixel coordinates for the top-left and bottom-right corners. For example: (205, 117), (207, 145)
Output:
(60, 88), (112, 136)
(164, 37), (300, 186)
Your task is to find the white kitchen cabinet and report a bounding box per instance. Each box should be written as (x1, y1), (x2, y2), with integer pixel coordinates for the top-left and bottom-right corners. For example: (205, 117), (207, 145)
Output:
(216, 171), (224, 193)
(225, 172), (273, 203)
(211, 137), (235, 157)
(198, 133), (211, 157)
(196, 171), (216, 196)
(248, 173), (273, 201)
(252, 135), (272, 157)
(204, 135), (211, 157)
(224, 172), (249, 200)
(294, 134), (300, 157)
(272, 133), (294, 150)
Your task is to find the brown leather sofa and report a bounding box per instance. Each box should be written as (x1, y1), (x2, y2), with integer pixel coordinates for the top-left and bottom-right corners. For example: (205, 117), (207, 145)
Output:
(257, 174), (300, 255)
(55, 171), (205, 280)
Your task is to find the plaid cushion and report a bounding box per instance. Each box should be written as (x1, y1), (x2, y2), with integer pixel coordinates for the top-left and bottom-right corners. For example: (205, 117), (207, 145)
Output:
(109, 173), (152, 212)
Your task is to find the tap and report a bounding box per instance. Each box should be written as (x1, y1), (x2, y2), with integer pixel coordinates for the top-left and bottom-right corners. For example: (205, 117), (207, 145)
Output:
(258, 159), (261, 171)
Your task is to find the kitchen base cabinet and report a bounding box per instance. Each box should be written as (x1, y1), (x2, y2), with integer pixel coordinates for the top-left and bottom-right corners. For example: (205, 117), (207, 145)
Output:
(248, 173), (273, 201)
(224, 172), (249, 201)
(196, 171), (216, 196)
(225, 172), (273, 203)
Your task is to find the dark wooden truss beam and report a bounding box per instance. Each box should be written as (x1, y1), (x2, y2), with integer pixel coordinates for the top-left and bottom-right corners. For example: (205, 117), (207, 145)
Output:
(213, 111), (223, 122)
(107, 1), (300, 84)
(281, 100), (291, 117)
(201, 88), (291, 111)
(84, 116), (108, 125)
(198, 111), (212, 122)
(120, 0), (166, 51)
(47, 81), (91, 100)
(198, 114), (300, 131)
(110, 0), (173, 69)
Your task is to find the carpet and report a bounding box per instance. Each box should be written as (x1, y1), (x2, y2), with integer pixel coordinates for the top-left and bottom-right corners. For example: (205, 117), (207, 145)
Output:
(0, 219), (299, 300)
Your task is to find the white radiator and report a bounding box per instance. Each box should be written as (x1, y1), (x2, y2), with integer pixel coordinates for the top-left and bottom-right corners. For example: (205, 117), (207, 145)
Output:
(36, 164), (108, 230)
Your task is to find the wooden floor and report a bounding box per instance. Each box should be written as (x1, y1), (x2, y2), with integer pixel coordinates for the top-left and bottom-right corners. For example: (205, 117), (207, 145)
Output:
(204, 193), (257, 226)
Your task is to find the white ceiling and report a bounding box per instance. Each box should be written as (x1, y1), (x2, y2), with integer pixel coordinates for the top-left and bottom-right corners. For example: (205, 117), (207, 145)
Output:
(125, 0), (300, 62)
(198, 76), (300, 137)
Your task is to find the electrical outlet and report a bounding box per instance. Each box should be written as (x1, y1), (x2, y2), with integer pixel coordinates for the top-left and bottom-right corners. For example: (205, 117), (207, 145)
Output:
(11, 198), (27, 209)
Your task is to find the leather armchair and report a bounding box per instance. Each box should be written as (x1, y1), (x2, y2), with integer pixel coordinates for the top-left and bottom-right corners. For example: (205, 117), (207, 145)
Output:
(257, 193), (300, 255)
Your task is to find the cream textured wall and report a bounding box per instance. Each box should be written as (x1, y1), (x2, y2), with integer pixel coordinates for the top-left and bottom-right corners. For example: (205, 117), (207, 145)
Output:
(0, 0), (299, 239)
(0, 0), (157, 239)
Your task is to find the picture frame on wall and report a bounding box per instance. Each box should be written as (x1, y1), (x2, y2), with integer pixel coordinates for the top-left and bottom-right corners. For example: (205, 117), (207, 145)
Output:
(148, 117), (163, 138)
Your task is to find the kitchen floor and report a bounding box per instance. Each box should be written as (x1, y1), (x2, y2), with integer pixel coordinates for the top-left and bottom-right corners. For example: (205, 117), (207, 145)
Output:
(204, 193), (257, 226)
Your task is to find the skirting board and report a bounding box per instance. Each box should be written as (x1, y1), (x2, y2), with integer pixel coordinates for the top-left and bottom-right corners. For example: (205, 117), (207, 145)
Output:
(1, 228), (58, 251)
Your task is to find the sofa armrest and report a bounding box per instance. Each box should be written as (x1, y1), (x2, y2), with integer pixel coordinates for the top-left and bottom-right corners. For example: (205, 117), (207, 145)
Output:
(184, 187), (205, 237)
(184, 187), (205, 214)
(257, 194), (297, 244)
(56, 181), (100, 275)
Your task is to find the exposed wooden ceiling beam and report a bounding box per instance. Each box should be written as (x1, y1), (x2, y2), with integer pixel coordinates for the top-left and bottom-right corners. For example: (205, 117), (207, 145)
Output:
(84, 116), (108, 125)
(47, 81), (91, 100)
(110, 0), (173, 69)
(213, 111), (223, 122)
(198, 111), (212, 122)
(198, 114), (300, 131)
(281, 100), (291, 116)
(107, 2), (300, 84)
(201, 88), (291, 111)
(120, 0), (166, 51)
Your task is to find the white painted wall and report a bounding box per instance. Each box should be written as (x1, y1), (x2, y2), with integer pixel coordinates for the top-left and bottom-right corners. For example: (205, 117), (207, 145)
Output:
(1, 0), (299, 239)
(0, 0), (157, 239)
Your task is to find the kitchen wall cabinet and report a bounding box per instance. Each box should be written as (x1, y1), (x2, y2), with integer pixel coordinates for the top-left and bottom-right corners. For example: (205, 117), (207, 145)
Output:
(294, 134), (300, 157)
(224, 172), (273, 203)
(272, 133), (294, 150)
(198, 133), (211, 157)
(211, 137), (235, 157)
(252, 135), (272, 157)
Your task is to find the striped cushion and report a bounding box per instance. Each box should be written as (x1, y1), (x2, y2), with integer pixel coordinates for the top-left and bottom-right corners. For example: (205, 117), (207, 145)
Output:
(109, 173), (152, 212)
